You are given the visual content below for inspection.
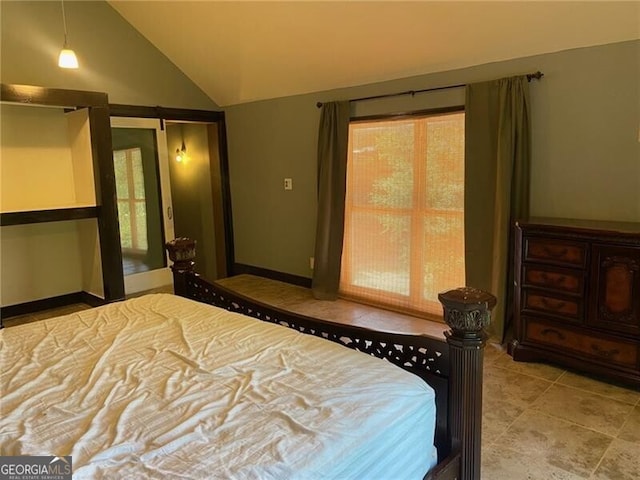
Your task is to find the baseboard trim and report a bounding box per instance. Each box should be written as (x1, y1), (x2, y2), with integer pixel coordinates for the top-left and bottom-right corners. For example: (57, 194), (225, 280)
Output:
(232, 263), (312, 288)
(1, 291), (106, 321)
(80, 291), (108, 308)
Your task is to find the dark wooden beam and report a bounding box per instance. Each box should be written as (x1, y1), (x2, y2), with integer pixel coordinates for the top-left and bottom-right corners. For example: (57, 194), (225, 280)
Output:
(1, 207), (97, 226)
(1, 83), (108, 108)
(89, 105), (125, 302)
(109, 104), (224, 122)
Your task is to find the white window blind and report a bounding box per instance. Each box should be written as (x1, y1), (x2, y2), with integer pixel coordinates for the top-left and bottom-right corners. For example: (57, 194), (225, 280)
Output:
(340, 111), (465, 318)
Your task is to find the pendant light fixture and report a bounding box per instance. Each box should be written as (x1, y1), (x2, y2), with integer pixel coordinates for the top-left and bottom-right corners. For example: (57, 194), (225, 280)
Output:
(58, 0), (79, 69)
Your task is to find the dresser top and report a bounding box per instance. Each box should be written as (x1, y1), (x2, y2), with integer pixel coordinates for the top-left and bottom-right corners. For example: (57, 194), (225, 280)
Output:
(518, 217), (640, 235)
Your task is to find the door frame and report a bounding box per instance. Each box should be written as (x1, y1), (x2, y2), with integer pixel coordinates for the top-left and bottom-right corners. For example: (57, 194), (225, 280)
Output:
(109, 104), (235, 279)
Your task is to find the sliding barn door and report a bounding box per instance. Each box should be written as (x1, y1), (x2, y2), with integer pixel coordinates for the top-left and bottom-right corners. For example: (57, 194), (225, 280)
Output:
(110, 117), (174, 294)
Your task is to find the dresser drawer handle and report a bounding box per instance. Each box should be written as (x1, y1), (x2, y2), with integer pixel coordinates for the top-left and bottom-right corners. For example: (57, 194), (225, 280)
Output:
(591, 344), (620, 359)
(540, 328), (566, 340)
(540, 297), (567, 311)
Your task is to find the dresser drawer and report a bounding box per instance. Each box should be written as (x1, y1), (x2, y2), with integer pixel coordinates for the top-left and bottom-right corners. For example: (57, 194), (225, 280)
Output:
(522, 265), (584, 294)
(524, 318), (638, 368)
(524, 237), (587, 268)
(522, 289), (583, 322)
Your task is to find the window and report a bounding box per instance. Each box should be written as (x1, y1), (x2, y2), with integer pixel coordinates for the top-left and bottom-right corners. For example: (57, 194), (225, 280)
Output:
(339, 110), (465, 317)
(113, 147), (148, 253)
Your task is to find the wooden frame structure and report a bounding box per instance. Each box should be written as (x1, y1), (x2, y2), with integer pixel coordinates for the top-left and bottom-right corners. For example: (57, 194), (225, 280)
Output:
(0, 83), (124, 323)
(167, 238), (496, 480)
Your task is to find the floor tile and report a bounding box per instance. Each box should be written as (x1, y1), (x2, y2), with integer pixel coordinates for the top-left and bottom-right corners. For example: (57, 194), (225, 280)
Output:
(481, 365), (553, 445)
(483, 366), (553, 409)
(4, 304), (92, 327)
(2, 314), (38, 328)
(126, 285), (174, 298)
(557, 371), (640, 406)
(482, 447), (586, 480)
(492, 410), (613, 477)
(31, 303), (91, 319)
(287, 298), (370, 323)
(482, 395), (526, 446)
(484, 341), (507, 365)
(617, 405), (640, 444)
(219, 275), (450, 338)
(218, 274), (309, 306)
(532, 384), (635, 437)
(492, 351), (565, 382)
(360, 309), (448, 338)
(591, 438), (640, 480)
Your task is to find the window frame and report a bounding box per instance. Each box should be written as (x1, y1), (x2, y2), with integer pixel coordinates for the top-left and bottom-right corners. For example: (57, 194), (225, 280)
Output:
(114, 147), (148, 254)
(340, 105), (465, 319)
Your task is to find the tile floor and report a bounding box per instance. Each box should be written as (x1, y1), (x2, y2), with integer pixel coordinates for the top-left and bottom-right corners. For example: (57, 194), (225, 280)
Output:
(3, 275), (638, 479)
(2, 285), (174, 328)
(2, 302), (94, 328)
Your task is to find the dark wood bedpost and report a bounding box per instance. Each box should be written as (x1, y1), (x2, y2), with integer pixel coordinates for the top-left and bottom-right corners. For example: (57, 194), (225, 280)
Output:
(165, 238), (197, 296)
(438, 287), (496, 480)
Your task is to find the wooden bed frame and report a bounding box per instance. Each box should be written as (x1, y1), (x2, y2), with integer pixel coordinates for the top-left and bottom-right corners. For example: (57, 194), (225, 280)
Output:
(167, 238), (496, 480)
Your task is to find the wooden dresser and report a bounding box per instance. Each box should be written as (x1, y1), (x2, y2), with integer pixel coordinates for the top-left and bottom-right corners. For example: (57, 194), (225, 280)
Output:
(509, 218), (640, 387)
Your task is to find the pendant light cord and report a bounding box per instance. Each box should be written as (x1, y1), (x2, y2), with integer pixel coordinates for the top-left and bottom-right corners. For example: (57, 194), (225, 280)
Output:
(61, 0), (69, 46)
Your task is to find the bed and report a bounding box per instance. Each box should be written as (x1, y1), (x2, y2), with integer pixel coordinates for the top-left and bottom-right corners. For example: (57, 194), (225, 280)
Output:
(0, 238), (496, 480)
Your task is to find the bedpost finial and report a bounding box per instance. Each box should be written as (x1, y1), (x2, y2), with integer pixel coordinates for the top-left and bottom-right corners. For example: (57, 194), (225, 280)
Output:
(165, 237), (197, 273)
(438, 287), (497, 338)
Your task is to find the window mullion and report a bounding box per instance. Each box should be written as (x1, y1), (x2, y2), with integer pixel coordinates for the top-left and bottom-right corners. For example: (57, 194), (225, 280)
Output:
(125, 149), (139, 250)
(409, 119), (427, 304)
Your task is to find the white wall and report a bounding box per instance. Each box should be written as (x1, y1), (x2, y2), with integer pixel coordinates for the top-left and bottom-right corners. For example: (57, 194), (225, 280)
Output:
(1, 222), (84, 305)
(1, 105), (83, 212)
(0, 104), (105, 306)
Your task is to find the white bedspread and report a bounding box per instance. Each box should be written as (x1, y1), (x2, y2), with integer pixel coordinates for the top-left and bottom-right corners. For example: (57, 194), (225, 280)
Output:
(0, 294), (437, 479)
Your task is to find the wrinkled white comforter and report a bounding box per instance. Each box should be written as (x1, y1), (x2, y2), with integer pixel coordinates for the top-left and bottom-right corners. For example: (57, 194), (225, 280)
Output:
(0, 294), (437, 479)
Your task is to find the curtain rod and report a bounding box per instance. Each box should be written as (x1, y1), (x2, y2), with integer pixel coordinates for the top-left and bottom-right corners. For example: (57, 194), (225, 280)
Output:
(316, 70), (543, 108)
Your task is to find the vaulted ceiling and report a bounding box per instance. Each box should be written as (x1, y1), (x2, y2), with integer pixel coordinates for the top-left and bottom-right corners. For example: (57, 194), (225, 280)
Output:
(108, 1), (639, 107)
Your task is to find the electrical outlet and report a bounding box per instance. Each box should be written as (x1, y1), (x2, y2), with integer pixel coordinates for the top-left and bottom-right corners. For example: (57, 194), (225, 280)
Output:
(309, 257), (314, 269)
(284, 178), (293, 190)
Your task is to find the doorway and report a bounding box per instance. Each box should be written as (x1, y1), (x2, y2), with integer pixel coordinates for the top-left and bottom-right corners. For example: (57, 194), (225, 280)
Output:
(109, 105), (233, 293)
(165, 122), (221, 281)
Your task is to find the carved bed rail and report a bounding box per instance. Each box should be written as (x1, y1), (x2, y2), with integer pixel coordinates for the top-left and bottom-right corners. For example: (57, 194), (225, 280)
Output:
(166, 238), (496, 480)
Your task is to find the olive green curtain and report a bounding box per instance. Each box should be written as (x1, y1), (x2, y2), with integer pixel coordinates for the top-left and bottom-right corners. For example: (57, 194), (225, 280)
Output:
(311, 101), (351, 300)
(464, 76), (531, 341)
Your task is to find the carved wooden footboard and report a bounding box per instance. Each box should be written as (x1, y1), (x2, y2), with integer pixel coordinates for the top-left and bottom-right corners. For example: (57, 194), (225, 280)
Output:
(167, 239), (496, 480)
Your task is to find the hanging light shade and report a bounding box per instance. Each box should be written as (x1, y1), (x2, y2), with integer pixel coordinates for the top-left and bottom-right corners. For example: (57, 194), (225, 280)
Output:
(58, 0), (79, 69)
(58, 48), (78, 69)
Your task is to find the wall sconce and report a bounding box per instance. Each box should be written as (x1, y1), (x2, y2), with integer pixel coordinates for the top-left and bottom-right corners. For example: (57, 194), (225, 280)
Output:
(175, 140), (187, 162)
(58, 0), (79, 69)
